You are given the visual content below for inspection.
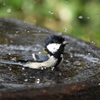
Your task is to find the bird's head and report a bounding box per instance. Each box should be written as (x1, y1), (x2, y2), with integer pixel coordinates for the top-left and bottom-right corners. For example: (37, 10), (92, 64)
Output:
(45, 35), (67, 58)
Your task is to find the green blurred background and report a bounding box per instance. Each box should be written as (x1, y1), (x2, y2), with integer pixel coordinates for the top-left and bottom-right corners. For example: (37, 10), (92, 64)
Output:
(0, 0), (100, 47)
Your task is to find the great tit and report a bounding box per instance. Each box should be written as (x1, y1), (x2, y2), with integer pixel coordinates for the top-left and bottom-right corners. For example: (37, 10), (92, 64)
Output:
(0, 35), (67, 70)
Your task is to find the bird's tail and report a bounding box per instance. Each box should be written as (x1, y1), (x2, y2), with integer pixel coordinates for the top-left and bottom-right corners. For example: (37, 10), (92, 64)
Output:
(0, 59), (24, 66)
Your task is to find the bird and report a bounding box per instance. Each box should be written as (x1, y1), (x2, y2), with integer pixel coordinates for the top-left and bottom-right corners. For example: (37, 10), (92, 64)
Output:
(0, 35), (67, 70)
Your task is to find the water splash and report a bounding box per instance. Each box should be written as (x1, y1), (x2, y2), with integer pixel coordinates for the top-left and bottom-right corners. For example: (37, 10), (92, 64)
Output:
(7, 8), (11, 13)
(78, 16), (83, 19)
(64, 28), (68, 32)
(49, 11), (54, 15)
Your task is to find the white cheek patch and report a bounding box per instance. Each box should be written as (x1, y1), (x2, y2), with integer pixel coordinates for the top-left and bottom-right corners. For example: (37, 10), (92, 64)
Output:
(47, 43), (61, 54)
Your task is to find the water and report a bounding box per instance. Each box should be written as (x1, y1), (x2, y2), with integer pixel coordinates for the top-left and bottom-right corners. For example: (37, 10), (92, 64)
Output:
(0, 29), (100, 92)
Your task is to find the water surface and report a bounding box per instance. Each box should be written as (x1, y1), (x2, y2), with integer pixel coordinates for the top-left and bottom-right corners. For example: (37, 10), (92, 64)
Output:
(0, 29), (100, 92)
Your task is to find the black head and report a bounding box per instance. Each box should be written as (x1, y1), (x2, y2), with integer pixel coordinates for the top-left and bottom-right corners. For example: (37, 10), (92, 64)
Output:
(45, 35), (67, 58)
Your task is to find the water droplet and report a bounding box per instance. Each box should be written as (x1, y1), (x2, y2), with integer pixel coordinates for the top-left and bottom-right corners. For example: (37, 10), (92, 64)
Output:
(66, 60), (69, 63)
(35, 79), (40, 84)
(51, 67), (54, 71)
(8, 53), (11, 55)
(87, 16), (90, 19)
(70, 53), (73, 58)
(38, 52), (41, 54)
(21, 7), (24, 10)
(34, 1), (36, 4)
(78, 16), (83, 19)
(23, 73), (27, 76)
(38, 30), (41, 33)
(14, 34), (17, 36)
(64, 28), (67, 32)
(22, 67), (25, 70)
(10, 40), (13, 43)
(33, 20), (36, 23)
(8, 67), (12, 71)
(24, 79), (28, 82)
(49, 19), (52, 21)
(65, 0), (68, 3)
(16, 31), (19, 33)
(30, 76), (35, 79)
(3, 2), (6, 6)
(11, 57), (16, 61)
(59, 72), (62, 76)
(87, 53), (91, 56)
(27, 31), (30, 33)
(7, 8), (11, 13)
(49, 11), (54, 15)
(73, 61), (82, 66)
(91, 41), (95, 45)
(40, 67), (44, 70)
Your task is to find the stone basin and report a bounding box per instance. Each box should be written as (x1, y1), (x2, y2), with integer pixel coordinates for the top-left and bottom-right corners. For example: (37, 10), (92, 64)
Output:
(0, 18), (100, 100)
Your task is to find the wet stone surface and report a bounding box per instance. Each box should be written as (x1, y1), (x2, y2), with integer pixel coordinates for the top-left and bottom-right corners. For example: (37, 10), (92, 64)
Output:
(0, 18), (100, 99)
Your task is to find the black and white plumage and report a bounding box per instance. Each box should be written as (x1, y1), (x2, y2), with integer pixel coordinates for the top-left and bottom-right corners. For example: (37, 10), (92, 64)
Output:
(0, 35), (67, 70)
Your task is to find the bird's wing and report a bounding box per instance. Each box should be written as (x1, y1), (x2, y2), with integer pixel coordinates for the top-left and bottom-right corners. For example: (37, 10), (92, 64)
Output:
(32, 53), (49, 61)
(0, 53), (49, 66)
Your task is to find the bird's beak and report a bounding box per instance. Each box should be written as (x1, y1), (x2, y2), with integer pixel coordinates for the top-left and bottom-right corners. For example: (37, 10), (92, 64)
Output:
(63, 41), (68, 45)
